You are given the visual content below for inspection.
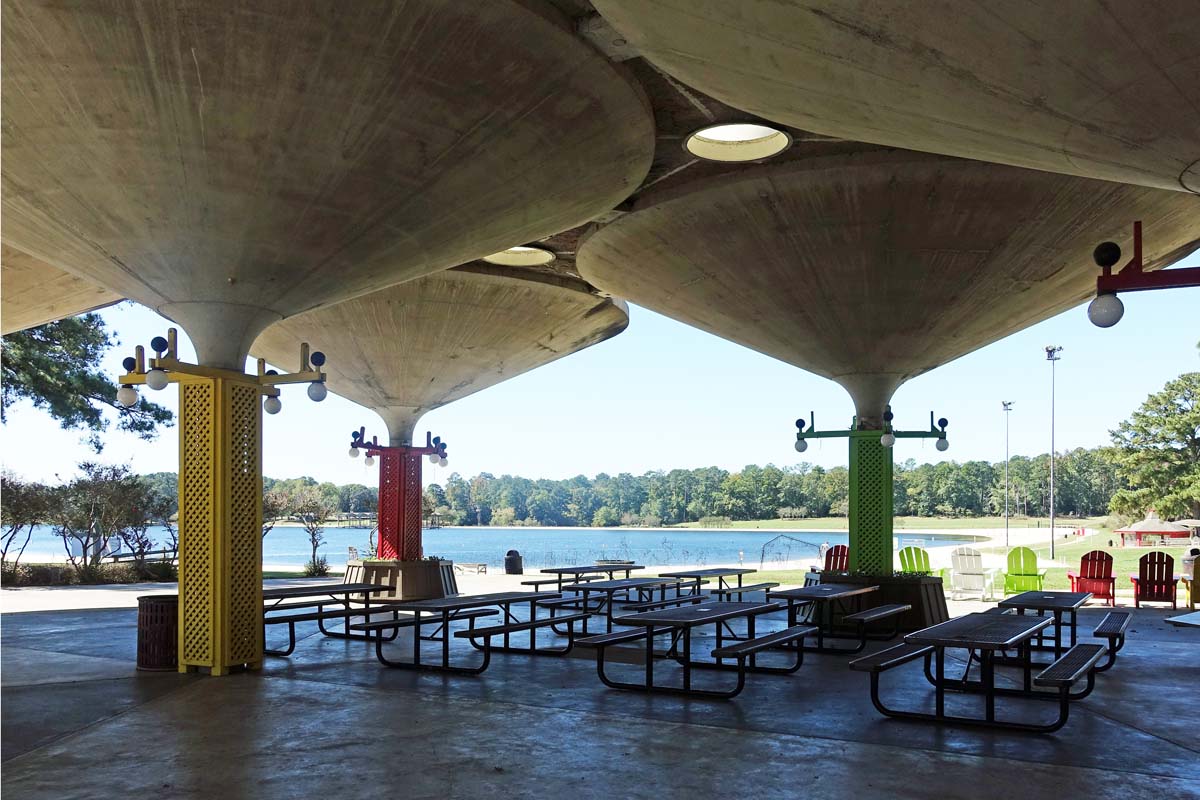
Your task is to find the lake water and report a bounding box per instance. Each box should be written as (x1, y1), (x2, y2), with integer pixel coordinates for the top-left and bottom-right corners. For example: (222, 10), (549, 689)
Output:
(16, 525), (976, 570)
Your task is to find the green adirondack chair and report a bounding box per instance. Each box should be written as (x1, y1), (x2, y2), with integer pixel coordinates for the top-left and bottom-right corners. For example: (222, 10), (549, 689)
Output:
(897, 546), (931, 574)
(1004, 546), (1047, 593)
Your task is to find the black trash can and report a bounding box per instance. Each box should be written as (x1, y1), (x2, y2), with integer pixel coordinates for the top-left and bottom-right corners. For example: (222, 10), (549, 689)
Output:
(504, 549), (523, 575)
(137, 594), (178, 671)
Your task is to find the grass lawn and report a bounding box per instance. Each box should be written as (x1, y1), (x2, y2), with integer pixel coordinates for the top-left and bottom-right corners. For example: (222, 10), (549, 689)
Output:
(672, 515), (1109, 531)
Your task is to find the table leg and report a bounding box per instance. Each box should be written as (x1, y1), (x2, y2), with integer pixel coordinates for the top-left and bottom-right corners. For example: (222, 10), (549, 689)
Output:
(1023, 639), (1032, 693)
(441, 610), (450, 668)
(682, 627), (692, 692)
(1053, 610), (1063, 657)
(747, 613), (757, 671)
(529, 600), (537, 650)
(935, 647), (945, 719)
(1068, 609), (1077, 648)
(645, 627), (655, 689)
(715, 618), (724, 664)
(413, 614), (422, 666)
(982, 650), (995, 723)
(344, 592), (352, 636)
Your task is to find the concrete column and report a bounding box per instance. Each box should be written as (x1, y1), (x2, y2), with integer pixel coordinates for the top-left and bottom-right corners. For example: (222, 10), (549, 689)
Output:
(176, 373), (263, 674)
(847, 430), (894, 574)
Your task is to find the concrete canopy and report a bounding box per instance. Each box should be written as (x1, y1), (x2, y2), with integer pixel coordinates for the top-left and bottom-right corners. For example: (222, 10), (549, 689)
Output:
(591, 0), (1200, 193)
(1, 0), (654, 368)
(1, 246), (122, 335)
(249, 266), (628, 444)
(576, 151), (1200, 425)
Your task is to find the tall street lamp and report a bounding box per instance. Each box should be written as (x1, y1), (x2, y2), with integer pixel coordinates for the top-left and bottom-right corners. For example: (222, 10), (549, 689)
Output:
(1044, 346), (1063, 559)
(1002, 401), (1013, 548)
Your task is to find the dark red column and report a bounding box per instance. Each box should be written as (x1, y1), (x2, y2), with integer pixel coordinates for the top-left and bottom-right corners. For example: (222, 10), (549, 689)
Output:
(375, 446), (424, 561)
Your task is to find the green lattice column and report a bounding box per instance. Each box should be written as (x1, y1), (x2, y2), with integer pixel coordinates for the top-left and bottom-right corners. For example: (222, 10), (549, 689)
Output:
(848, 430), (893, 574)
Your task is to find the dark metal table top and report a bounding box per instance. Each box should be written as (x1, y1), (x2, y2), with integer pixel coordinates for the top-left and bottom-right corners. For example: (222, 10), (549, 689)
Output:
(998, 591), (1092, 612)
(768, 583), (879, 601)
(262, 583), (391, 600)
(615, 601), (781, 629)
(382, 591), (560, 612)
(658, 568), (757, 578)
(561, 578), (675, 592)
(540, 565), (645, 575)
(906, 612), (1051, 650)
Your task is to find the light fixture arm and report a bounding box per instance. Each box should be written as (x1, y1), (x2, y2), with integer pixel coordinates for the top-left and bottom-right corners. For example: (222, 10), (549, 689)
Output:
(351, 428), (448, 460)
(1095, 221), (1200, 295)
(794, 409), (947, 443)
(116, 327), (327, 402)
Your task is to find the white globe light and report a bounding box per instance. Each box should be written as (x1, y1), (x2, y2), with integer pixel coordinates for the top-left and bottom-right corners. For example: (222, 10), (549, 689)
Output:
(307, 381), (328, 402)
(880, 432), (896, 448)
(438, 457), (448, 468)
(364, 455), (375, 467)
(263, 396), (282, 415)
(145, 368), (169, 391)
(1087, 293), (1124, 328)
(794, 438), (808, 453)
(429, 453), (439, 464)
(348, 447), (360, 459)
(936, 437), (950, 452)
(116, 385), (139, 408)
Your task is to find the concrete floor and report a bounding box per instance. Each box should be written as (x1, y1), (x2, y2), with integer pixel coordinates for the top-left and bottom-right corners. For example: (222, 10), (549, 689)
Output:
(2, 598), (1197, 800)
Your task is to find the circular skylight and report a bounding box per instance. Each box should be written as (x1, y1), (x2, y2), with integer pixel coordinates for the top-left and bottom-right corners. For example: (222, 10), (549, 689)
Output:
(685, 123), (791, 162)
(481, 246), (557, 266)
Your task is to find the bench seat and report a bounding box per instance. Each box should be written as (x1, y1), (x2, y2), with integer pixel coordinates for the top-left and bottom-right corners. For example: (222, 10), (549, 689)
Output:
(1034, 643), (1106, 688)
(711, 625), (816, 659)
(1093, 610), (1131, 639)
(849, 643), (935, 673)
(621, 595), (704, 612)
(843, 603), (911, 624)
(711, 582), (779, 598)
(536, 596), (600, 611)
(453, 613), (589, 640)
(265, 608), (367, 625)
(349, 608), (498, 633)
(576, 628), (664, 648)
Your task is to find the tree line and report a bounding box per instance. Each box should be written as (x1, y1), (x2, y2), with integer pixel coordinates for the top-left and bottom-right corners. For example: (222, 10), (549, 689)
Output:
(423, 446), (1126, 528)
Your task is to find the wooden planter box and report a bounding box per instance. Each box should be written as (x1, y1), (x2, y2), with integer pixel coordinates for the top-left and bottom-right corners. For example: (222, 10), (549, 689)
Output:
(356, 559), (453, 600)
(819, 571), (949, 631)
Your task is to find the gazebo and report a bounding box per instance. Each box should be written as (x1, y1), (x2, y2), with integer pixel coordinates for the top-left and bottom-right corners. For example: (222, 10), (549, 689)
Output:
(1115, 512), (1196, 547)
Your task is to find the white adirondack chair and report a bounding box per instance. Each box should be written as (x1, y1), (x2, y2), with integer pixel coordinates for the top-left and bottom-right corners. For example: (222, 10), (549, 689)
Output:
(950, 546), (997, 601)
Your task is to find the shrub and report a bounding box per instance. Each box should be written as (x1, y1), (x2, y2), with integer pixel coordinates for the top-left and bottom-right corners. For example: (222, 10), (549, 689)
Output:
(698, 515), (733, 528)
(303, 557), (330, 577)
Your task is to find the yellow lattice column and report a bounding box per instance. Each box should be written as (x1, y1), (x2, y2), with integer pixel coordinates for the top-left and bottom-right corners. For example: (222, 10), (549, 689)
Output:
(177, 374), (263, 674)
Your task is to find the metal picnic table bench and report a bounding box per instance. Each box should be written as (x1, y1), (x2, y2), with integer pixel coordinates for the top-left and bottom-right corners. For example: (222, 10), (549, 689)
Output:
(658, 568), (779, 599)
(997, 590), (1092, 659)
(767, 583), (909, 653)
(262, 582), (393, 656)
(350, 591), (585, 673)
(851, 611), (1106, 733)
(577, 601), (816, 698)
(546, 577), (707, 634)
(539, 564), (645, 590)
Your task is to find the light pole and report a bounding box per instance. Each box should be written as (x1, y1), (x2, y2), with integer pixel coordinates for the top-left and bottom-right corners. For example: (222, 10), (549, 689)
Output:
(1045, 346), (1062, 559)
(1002, 401), (1013, 548)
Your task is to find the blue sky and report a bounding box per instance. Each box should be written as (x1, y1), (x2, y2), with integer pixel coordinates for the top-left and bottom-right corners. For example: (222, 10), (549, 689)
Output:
(3, 258), (1197, 486)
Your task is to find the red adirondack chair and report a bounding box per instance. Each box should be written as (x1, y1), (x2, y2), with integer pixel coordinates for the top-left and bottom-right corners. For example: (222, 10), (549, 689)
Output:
(825, 544), (849, 571)
(1067, 550), (1116, 606)
(1130, 551), (1180, 608)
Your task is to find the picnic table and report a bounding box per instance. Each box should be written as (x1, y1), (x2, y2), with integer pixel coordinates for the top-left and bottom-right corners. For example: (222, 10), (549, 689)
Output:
(262, 582), (392, 654)
(767, 583), (881, 653)
(589, 601), (803, 697)
(351, 591), (569, 673)
(539, 564), (644, 590)
(1166, 610), (1200, 628)
(555, 577), (704, 633)
(998, 590), (1092, 658)
(659, 568), (756, 592)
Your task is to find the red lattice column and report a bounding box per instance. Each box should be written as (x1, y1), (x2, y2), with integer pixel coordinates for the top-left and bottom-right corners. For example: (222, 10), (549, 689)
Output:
(374, 446), (424, 561)
(376, 448), (403, 560)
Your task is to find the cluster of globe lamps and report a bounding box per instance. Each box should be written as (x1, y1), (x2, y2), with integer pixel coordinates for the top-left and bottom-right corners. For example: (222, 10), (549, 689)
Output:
(115, 333), (328, 414)
(793, 409), (949, 453)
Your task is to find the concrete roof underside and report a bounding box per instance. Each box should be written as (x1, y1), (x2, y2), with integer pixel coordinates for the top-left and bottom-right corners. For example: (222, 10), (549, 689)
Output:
(0, 0), (654, 368)
(591, 0), (1200, 193)
(1, 245), (122, 334)
(576, 151), (1200, 422)
(250, 267), (628, 444)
